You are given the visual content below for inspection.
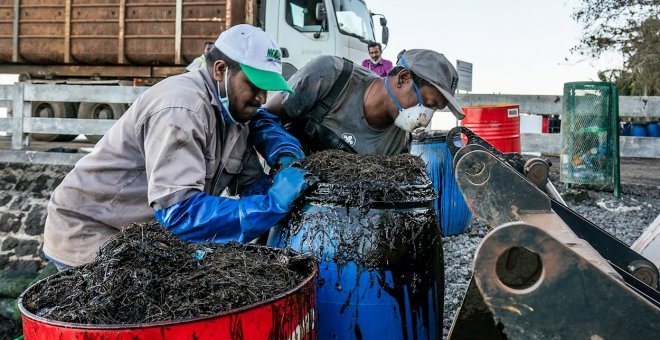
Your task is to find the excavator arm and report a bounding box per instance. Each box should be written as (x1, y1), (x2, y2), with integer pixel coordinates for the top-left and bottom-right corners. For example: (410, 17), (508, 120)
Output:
(446, 126), (660, 339)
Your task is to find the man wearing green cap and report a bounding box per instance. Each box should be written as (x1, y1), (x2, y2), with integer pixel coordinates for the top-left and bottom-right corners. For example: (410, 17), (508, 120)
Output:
(43, 25), (308, 269)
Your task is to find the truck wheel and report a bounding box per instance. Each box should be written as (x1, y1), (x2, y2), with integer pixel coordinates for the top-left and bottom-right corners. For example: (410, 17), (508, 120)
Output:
(78, 102), (127, 143)
(30, 102), (78, 142)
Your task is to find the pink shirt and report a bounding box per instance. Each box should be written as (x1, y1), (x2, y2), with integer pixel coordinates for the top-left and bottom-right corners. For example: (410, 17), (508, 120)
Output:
(361, 58), (393, 77)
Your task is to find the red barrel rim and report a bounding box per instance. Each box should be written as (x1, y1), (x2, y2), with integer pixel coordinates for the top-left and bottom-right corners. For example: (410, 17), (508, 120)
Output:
(462, 103), (519, 109)
(18, 251), (318, 330)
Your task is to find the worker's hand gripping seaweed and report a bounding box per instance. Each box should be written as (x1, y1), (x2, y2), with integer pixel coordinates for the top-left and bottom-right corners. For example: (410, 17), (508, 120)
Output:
(154, 165), (309, 244)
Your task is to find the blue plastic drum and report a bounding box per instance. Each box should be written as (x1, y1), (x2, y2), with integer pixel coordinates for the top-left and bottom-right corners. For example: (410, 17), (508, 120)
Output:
(268, 160), (443, 339)
(410, 132), (472, 236)
(631, 123), (648, 137)
(646, 122), (659, 137)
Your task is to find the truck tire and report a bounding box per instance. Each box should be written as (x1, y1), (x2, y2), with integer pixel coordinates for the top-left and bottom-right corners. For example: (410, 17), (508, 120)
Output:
(78, 102), (127, 143)
(30, 102), (78, 142)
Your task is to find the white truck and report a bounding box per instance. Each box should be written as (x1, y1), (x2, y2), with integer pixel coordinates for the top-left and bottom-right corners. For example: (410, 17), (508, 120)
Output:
(0, 0), (389, 141)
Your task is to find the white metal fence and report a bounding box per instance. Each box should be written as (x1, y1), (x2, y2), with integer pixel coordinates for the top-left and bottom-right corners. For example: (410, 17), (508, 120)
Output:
(0, 83), (147, 164)
(0, 83), (658, 165)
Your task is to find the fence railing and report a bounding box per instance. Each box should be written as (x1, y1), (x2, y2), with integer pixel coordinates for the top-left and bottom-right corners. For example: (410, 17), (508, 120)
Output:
(453, 94), (660, 118)
(0, 83), (658, 165)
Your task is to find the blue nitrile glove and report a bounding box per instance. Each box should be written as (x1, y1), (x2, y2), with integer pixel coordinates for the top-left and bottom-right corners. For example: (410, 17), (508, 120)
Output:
(154, 167), (308, 243)
(250, 107), (304, 167)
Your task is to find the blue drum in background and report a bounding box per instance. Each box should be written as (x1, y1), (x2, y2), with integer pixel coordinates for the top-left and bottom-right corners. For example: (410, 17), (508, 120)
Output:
(646, 122), (659, 137)
(630, 123), (648, 137)
(410, 131), (472, 236)
(268, 155), (444, 339)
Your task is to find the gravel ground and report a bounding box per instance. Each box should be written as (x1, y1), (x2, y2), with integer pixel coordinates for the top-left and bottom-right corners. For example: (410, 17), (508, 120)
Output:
(440, 181), (660, 338)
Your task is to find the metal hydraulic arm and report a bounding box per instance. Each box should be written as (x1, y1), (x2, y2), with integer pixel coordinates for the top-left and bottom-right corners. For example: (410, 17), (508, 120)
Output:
(445, 126), (660, 339)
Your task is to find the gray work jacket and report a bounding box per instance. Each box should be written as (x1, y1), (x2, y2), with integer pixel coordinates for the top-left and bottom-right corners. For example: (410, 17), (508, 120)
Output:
(44, 68), (262, 266)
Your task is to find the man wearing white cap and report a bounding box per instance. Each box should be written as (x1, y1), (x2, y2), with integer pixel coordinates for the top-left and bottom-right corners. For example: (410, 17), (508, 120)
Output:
(43, 25), (307, 269)
(263, 49), (465, 155)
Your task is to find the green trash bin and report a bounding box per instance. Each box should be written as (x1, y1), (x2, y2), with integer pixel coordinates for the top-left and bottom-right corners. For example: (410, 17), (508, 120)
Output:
(560, 81), (620, 197)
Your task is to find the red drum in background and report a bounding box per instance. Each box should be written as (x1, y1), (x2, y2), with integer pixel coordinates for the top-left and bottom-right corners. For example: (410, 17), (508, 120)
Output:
(542, 115), (549, 133)
(461, 104), (521, 153)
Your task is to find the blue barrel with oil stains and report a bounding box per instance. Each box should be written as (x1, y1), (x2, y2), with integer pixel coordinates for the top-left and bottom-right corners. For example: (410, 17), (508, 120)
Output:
(268, 153), (443, 339)
(410, 131), (472, 236)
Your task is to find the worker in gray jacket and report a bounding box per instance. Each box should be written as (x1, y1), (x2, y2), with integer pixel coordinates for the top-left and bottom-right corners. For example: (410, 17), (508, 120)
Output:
(44, 25), (307, 269)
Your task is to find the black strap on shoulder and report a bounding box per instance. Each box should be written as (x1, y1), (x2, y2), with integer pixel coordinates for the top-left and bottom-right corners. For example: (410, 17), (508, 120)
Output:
(307, 58), (353, 126)
(289, 58), (357, 154)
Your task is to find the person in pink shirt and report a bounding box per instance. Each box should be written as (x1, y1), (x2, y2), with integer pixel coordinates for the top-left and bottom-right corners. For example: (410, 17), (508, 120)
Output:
(361, 42), (393, 77)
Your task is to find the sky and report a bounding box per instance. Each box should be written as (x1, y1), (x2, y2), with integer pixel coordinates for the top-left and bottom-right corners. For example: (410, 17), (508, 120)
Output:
(366, 0), (624, 95)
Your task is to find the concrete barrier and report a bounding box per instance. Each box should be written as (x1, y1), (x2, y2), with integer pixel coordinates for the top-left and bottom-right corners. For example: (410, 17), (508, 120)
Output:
(521, 133), (660, 158)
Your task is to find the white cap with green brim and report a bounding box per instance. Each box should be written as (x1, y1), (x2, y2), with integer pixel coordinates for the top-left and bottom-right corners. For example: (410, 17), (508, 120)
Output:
(214, 24), (294, 94)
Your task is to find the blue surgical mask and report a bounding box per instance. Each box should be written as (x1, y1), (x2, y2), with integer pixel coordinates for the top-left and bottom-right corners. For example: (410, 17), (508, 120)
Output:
(217, 70), (236, 125)
(384, 77), (435, 132)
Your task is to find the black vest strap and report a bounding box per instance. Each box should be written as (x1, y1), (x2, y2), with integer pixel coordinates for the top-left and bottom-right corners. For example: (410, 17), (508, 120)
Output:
(289, 58), (357, 154)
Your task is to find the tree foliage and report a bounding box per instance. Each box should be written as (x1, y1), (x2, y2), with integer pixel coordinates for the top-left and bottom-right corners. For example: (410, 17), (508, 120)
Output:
(573, 0), (660, 95)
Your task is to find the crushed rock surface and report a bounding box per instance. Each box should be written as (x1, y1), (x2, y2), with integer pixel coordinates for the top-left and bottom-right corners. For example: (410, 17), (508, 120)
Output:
(440, 183), (659, 338)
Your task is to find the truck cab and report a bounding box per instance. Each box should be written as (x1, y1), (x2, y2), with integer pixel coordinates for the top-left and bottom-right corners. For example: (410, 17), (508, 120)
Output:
(262, 0), (389, 78)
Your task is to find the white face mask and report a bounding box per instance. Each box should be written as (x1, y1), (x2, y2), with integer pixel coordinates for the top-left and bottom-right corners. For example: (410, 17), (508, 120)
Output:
(393, 105), (435, 132)
(384, 77), (435, 132)
(217, 69), (236, 125)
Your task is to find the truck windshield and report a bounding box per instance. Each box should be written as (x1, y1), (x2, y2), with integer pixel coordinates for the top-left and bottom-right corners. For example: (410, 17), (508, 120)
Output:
(332, 0), (375, 43)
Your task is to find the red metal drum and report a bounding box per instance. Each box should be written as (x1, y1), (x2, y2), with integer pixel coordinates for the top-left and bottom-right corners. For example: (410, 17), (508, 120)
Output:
(461, 104), (521, 153)
(19, 264), (317, 339)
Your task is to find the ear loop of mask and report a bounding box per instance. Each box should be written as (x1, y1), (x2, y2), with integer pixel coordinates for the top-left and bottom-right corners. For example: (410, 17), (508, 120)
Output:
(398, 53), (423, 104)
(383, 74), (423, 112)
(217, 69), (236, 125)
(399, 52), (410, 68)
(383, 77), (403, 112)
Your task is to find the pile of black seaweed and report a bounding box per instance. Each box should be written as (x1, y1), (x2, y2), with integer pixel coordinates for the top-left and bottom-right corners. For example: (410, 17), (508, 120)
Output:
(22, 221), (314, 324)
(412, 129), (449, 143)
(297, 150), (435, 206)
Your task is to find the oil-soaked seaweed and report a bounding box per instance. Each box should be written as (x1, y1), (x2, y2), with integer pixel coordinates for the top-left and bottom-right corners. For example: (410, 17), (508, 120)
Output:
(22, 221), (315, 325)
(297, 150), (436, 207)
(290, 207), (439, 270)
(412, 130), (449, 143)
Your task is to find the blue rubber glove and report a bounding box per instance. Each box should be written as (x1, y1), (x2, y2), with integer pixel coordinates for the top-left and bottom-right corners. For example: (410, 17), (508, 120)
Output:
(250, 107), (304, 167)
(239, 172), (270, 196)
(278, 154), (298, 167)
(240, 167), (307, 233)
(154, 167), (308, 243)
